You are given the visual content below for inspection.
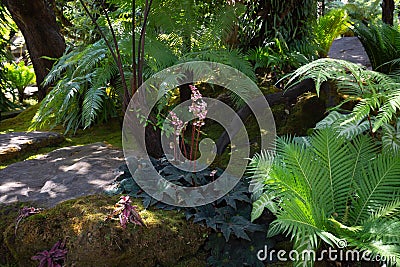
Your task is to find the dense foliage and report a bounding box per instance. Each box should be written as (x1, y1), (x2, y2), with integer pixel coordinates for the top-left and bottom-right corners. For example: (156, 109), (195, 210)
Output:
(250, 128), (400, 266)
(106, 157), (275, 266)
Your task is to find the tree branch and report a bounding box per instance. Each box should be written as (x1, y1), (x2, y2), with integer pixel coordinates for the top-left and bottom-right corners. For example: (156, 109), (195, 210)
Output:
(101, 1), (130, 111)
(137, 0), (152, 87)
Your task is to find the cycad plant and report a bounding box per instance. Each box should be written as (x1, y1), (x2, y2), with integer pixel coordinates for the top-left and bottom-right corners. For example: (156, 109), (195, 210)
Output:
(250, 128), (400, 266)
(353, 21), (400, 74)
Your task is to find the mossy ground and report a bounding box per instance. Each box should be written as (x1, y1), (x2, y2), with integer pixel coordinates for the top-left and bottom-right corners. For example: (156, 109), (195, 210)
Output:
(2, 195), (208, 267)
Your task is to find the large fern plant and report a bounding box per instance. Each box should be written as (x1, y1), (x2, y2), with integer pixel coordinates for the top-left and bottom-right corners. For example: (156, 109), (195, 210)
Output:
(31, 41), (120, 133)
(353, 21), (400, 74)
(285, 58), (400, 133)
(313, 8), (350, 57)
(250, 128), (400, 266)
(32, 0), (254, 133)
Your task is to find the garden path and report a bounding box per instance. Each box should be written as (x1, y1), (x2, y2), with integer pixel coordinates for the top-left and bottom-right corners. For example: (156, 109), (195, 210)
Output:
(0, 143), (123, 207)
(328, 36), (371, 68)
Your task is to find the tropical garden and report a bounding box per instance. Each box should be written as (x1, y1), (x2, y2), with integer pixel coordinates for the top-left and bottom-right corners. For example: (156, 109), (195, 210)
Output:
(0, 0), (400, 266)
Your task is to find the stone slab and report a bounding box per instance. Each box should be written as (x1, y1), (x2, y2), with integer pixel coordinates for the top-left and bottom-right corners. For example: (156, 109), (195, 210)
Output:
(0, 143), (124, 207)
(0, 131), (65, 162)
(328, 36), (371, 68)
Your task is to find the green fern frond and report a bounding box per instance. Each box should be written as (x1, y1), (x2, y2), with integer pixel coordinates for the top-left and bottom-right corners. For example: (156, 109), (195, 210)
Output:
(351, 154), (400, 225)
(369, 199), (400, 221)
(82, 86), (106, 129)
(382, 119), (400, 153)
(251, 191), (278, 222)
(310, 128), (356, 217)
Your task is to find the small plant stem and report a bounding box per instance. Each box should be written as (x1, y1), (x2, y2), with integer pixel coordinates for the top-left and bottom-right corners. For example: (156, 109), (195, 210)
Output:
(368, 114), (375, 138)
(180, 131), (188, 159)
(193, 126), (201, 172)
(190, 123), (195, 161)
(131, 0), (137, 95)
(173, 125), (177, 160)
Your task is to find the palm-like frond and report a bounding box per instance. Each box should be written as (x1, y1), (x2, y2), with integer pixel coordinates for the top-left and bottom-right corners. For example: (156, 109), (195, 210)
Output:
(315, 111), (372, 140)
(335, 219), (400, 266)
(250, 128), (400, 266)
(382, 118), (400, 153)
(310, 129), (355, 217)
(351, 153), (400, 225)
(354, 21), (400, 74)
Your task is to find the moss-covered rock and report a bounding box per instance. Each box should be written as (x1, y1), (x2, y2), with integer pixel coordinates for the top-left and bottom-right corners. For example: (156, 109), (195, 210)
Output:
(3, 195), (208, 267)
(275, 93), (326, 136)
(0, 202), (25, 265)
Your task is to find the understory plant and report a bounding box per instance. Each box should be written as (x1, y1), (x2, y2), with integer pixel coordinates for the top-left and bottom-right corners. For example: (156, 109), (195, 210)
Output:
(4, 61), (35, 103)
(313, 8), (350, 57)
(246, 37), (315, 81)
(354, 21), (400, 74)
(250, 128), (400, 266)
(32, 0), (254, 134)
(168, 84), (207, 171)
(31, 240), (68, 267)
(106, 195), (145, 228)
(285, 58), (400, 135)
(107, 156), (271, 266)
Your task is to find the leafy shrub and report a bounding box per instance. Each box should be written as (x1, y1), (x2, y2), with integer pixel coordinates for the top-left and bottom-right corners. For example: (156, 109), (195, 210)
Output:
(328, 0), (381, 23)
(285, 58), (400, 133)
(246, 38), (315, 81)
(313, 8), (350, 57)
(250, 128), (400, 266)
(354, 21), (400, 74)
(4, 61), (35, 103)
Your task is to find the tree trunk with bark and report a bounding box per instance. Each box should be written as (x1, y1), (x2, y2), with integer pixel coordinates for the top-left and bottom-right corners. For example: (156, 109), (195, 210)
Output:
(382, 0), (395, 25)
(2, 0), (66, 101)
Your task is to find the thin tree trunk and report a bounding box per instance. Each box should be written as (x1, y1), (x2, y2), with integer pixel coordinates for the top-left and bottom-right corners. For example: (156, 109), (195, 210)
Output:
(382, 0), (395, 25)
(3, 0), (66, 101)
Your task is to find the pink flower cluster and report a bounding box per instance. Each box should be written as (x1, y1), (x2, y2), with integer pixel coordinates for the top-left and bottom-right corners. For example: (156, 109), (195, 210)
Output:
(169, 111), (185, 136)
(188, 85), (207, 127)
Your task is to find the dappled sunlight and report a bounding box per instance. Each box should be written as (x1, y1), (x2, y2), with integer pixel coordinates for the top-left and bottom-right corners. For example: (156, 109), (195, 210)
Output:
(0, 143), (124, 207)
(0, 181), (26, 193)
(59, 161), (92, 175)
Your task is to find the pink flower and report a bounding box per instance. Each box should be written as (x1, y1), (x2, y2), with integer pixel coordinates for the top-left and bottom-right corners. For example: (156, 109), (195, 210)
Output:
(188, 85), (207, 128)
(210, 170), (217, 177)
(169, 111), (185, 136)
